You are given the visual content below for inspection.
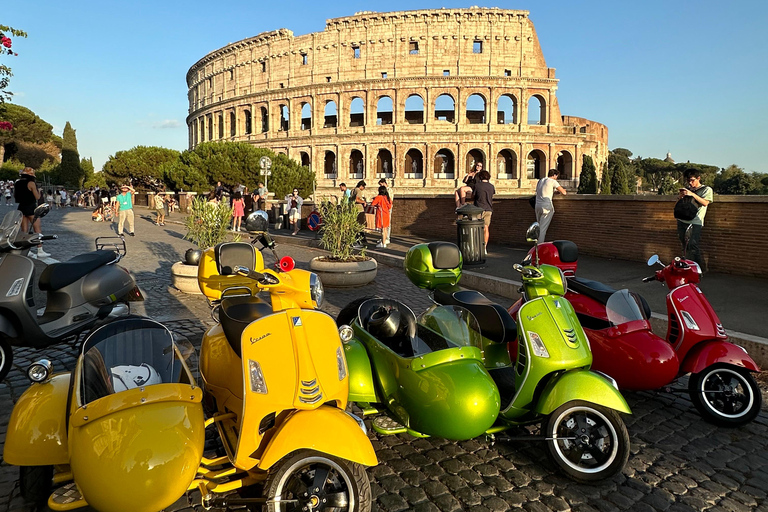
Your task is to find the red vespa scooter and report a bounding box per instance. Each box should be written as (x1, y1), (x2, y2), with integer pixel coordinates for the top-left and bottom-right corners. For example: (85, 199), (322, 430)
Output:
(510, 236), (762, 427)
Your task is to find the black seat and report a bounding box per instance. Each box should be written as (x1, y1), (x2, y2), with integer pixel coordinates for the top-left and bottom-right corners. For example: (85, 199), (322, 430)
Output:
(433, 287), (517, 344)
(427, 242), (461, 269)
(568, 277), (652, 319)
(219, 296), (273, 357)
(552, 240), (578, 263)
(39, 250), (117, 291)
(215, 242), (256, 275)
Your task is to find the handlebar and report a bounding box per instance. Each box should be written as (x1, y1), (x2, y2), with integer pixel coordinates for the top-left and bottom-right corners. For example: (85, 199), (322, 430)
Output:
(40, 234), (58, 241)
(234, 265), (280, 285)
(642, 276), (656, 283)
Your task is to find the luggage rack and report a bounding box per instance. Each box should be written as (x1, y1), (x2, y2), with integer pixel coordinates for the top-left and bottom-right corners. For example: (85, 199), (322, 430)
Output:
(95, 236), (127, 260)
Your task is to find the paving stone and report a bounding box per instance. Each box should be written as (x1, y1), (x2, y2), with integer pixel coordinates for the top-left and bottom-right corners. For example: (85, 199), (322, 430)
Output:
(433, 493), (463, 512)
(483, 496), (512, 512)
(524, 501), (553, 512)
(399, 486), (428, 505)
(454, 485), (483, 506)
(377, 492), (410, 512)
(421, 479), (449, 498)
(540, 495), (571, 511)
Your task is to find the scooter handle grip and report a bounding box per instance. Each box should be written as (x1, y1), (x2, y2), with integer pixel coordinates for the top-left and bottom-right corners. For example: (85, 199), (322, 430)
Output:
(40, 234), (58, 241)
(234, 265), (265, 282)
(642, 276), (656, 283)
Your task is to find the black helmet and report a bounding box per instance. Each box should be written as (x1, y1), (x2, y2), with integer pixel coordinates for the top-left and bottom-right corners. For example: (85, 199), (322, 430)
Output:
(366, 306), (401, 338)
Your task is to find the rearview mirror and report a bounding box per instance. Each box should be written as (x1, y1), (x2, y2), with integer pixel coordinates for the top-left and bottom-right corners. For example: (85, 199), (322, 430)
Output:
(525, 222), (540, 244)
(647, 255), (659, 266)
(33, 203), (51, 219)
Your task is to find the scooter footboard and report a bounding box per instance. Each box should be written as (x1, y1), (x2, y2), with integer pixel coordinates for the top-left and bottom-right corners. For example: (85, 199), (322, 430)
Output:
(535, 369), (632, 416)
(257, 406), (377, 470)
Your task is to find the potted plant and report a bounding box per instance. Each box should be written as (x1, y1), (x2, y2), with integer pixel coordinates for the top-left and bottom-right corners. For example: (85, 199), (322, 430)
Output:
(171, 197), (234, 294)
(308, 200), (377, 287)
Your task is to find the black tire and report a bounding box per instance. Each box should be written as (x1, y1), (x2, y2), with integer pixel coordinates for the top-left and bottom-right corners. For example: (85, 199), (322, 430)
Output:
(263, 450), (371, 512)
(336, 296), (378, 328)
(19, 465), (53, 504)
(0, 337), (13, 382)
(545, 400), (630, 483)
(688, 365), (762, 427)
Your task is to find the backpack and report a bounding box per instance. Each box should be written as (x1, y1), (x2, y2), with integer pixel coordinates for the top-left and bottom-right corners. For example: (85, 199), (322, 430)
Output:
(673, 186), (708, 221)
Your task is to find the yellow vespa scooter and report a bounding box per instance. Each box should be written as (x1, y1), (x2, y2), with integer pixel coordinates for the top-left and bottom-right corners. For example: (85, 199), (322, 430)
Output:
(4, 247), (376, 512)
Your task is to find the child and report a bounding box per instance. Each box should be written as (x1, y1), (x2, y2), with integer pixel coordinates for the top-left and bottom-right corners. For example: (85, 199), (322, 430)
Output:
(371, 185), (392, 248)
(231, 191), (245, 231)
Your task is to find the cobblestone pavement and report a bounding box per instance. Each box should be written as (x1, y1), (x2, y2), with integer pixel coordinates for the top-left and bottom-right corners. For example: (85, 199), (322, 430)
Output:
(1, 207), (767, 512)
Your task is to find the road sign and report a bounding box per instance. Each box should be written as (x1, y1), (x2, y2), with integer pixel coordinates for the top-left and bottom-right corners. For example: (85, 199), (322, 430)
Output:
(259, 156), (272, 172)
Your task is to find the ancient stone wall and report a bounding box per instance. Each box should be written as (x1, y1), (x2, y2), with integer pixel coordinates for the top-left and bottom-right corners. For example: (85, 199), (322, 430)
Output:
(187, 9), (608, 196)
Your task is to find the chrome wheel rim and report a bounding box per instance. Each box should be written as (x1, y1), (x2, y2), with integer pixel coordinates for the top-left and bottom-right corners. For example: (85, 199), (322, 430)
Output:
(273, 456), (354, 511)
(698, 368), (754, 419)
(551, 406), (619, 474)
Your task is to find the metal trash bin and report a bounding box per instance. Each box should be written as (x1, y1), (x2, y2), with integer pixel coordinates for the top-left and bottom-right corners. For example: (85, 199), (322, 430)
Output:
(455, 204), (486, 265)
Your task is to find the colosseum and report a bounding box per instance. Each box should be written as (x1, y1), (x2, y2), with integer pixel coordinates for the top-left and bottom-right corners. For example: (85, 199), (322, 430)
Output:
(186, 8), (607, 196)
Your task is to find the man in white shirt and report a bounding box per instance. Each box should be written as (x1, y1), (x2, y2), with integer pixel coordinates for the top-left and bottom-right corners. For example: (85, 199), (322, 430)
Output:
(535, 169), (567, 243)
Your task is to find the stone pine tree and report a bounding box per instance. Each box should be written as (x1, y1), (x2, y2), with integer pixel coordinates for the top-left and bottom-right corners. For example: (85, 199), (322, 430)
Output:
(58, 121), (84, 188)
(577, 155), (598, 194)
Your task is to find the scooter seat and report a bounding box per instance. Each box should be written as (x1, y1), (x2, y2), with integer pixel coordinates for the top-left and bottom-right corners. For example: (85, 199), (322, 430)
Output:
(219, 296), (273, 357)
(434, 287), (517, 344)
(39, 250), (117, 291)
(568, 277), (652, 319)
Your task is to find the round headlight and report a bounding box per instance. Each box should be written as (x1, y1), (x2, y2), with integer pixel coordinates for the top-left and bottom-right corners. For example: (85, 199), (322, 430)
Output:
(310, 273), (324, 308)
(27, 359), (52, 383)
(338, 325), (354, 343)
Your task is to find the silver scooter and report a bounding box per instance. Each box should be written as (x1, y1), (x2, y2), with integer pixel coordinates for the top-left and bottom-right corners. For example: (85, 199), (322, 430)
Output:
(0, 205), (143, 381)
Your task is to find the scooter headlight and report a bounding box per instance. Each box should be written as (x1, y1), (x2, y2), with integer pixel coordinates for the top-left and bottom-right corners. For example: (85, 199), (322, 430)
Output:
(338, 325), (354, 343)
(27, 359), (53, 383)
(248, 360), (268, 394)
(310, 273), (324, 308)
(527, 332), (550, 358)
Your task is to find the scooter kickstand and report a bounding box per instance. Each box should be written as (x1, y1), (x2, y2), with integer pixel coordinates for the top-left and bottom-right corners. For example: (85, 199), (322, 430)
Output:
(485, 433), (496, 446)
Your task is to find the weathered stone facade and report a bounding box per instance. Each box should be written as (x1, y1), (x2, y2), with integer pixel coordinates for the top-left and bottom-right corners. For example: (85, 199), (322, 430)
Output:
(186, 8), (608, 196)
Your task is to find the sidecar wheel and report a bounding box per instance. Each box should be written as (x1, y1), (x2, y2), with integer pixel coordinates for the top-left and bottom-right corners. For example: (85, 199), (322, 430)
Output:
(0, 337), (12, 382)
(688, 365), (762, 427)
(545, 401), (629, 483)
(336, 296), (378, 328)
(19, 465), (53, 504)
(264, 449), (371, 512)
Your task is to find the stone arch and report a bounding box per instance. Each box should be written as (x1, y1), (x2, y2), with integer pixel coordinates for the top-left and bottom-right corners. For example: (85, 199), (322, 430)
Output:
(376, 149), (393, 177)
(526, 149), (547, 179)
(465, 149), (486, 174)
(434, 148), (455, 178)
(199, 118), (205, 142)
(434, 94), (455, 123)
(376, 96), (393, 126)
(349, 149), (364, 178)
(466, 94), (486, 124)
(556, 150), (574, 180)
(497, 149), (517, 179)
(300, 151), (311, 168)
(260, 106), (269, 133)
(279, 104), (289, 132)
(496, 94), (517, 124)
(405, 148), (423, 178)
(528, 94), (546, 125)
(324, 101), (337, 128)
(244, 109), (252, 134)
(218, 113), (224, 139)
(229, 111), (236, 137)
(349, 97), (365, 127)
(300, 102), (312, 130)
(324, 151), (336, 178)
(405, 94), (424, 124)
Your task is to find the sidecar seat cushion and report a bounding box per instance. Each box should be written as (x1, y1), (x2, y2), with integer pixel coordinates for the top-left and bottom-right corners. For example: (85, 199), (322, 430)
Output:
(220, 296), (273, 357)
(567, 277), (617, 306)
(433, 288), (517, 344)
(39, 250), (117, 291)
(428, 242), (461, 270)
(215, 242), (256, 276)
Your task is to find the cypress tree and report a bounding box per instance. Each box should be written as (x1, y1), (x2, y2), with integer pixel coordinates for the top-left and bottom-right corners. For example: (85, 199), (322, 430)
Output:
(600, 162), (612, 194)
(59, 122), (83, 188)
(577, 155), (598, 194)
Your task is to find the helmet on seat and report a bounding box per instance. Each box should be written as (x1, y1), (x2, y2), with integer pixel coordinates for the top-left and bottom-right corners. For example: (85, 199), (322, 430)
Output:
(366, 306), (401, 339)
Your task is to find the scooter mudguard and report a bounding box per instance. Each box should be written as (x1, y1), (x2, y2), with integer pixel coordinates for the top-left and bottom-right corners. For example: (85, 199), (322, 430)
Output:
(343, 338), (380, 403)
(680, 340), (760, 375)
(535, 369), (632, 416)
(257, 406), (378, 469)
(3, 374), (70, 466)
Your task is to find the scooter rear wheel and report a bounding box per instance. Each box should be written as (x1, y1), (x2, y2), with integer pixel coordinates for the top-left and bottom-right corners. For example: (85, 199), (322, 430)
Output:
(688, 365), (762, 427)
(545, 400), (630, 483)
(0, 337), (12, 382)
(263, 449), (371, 512)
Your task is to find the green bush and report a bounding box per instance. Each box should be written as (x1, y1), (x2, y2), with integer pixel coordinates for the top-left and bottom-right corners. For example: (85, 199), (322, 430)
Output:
(184, 197), (234, 249)
(318, 200), (365, 261)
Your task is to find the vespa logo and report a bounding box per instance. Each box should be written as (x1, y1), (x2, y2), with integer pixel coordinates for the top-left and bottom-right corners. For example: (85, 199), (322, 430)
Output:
(292, 316), (303, 327)
(250, 333), (271, 344)
(6, 278), (24, 297)
(678, 295), (690, 304)
(526, 312), (543, 321)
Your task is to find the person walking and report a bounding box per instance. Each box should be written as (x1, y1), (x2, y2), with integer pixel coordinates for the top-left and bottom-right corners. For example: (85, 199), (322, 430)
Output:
(372, 185), (393, 248)
(676, 170), (713, 269)
(14, 167), (49, 258)
(378, 178), (393, 244)
(350, 180), (368, 248)
(231, 191), (245, 232)
(154, 188), (167, 226)
(116, 184), (136, 237)
(535, 169), (567, 243)
(339, 183), (351, 203)
(284, 188), (303, 235)
(473, 170), (495, 251)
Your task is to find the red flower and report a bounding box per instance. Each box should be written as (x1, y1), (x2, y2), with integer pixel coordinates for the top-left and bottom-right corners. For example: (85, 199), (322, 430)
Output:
(1, 37), (11, 48)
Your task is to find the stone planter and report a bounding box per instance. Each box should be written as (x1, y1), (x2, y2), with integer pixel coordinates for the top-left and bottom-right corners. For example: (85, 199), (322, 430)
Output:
(309, 257), (377, 288)
(171, 261), (202, 294)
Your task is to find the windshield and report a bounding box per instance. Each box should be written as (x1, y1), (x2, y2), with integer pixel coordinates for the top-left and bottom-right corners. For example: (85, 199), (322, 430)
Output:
(414, 305), (482, 356)
(605, 289), (647, 326)
(0, 210), (22, 250)
(80, 317), (196, 405)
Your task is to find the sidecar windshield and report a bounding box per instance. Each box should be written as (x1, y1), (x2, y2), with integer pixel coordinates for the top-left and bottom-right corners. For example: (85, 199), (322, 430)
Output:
(414, 305), (482, 356)
(80, 317), (196, 405)
(605, 289), (646, 326)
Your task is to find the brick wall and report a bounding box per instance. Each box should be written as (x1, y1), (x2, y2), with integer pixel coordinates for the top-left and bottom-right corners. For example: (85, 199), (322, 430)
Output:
(390, 194), (768, 278)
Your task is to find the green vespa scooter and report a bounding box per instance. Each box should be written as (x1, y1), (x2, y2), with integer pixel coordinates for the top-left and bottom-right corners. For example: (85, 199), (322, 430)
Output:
(337, 229), (631, 482)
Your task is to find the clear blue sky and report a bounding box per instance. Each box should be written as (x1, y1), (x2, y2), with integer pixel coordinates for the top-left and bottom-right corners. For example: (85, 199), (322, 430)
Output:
(4, 1), (767, 173)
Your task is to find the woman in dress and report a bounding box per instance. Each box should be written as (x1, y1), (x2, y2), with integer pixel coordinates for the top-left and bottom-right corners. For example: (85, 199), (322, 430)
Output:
(231, 191), (245, 232)
(371, 186), (392, 248)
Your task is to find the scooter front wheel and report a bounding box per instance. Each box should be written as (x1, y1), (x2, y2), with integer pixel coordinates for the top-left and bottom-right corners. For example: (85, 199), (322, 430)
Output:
(19, 465), (53, 504)
(264, 449), (371, 512)
(545, 401), (630, 483)
(0, 337), (12, 382)
(688, 365), (762, 427)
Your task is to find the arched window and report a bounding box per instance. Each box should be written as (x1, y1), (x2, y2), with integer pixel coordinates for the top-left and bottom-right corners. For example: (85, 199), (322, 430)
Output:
(376, 149), (393, 178)
(324, 101), (337, 128)
(556, 151), (573, 180)
(434, 149), (455, 179)
(405, 149), (423, 179)
(324, 151), (336, 178)
(244, 110), (252, 134)
(230, 111), (236, 137)
(299, 103), (312, 131)
(350, 97), (365, 127)
(405, 94), (424, 124)
(376, 96), (393, 126)
(497, 150), (517, 179)
(300, 152), (311, 168)
(466, 94), (486, 124)
(193, 122), (198, 145)
(261, 106), (269, 133)
(434, 94), (455, 123)
(528, 95), (546, 125)
(208, 116), (213, 140)
(465, 149), (485, 174)
(199, 118), (205, 142)
(349, 150), (364, 179)
(279, 104), (289, 132)
(496, 94), (517, 124)
(527, 150), (547, 179)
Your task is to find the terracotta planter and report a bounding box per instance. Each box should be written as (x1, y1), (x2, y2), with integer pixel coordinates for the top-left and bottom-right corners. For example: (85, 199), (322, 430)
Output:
(309, 257), (377, 288)
(171, 261), (202, 294)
